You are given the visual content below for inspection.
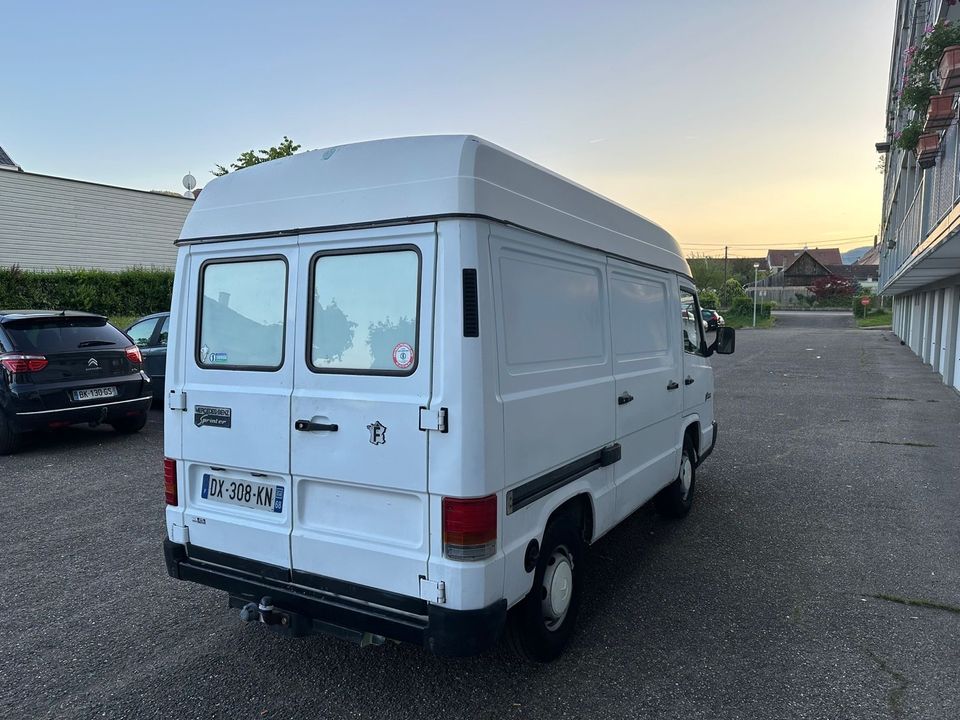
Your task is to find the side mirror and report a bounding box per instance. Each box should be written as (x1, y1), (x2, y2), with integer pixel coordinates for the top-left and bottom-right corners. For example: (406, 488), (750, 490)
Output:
(714, 327), (736, 355)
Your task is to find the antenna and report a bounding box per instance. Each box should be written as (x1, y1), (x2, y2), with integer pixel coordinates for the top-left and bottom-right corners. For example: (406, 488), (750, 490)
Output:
(182, 172), (197, 198)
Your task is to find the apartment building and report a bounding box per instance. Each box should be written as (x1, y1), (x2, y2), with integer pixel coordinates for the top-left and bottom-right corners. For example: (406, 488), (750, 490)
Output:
(880, 0), (960, 392)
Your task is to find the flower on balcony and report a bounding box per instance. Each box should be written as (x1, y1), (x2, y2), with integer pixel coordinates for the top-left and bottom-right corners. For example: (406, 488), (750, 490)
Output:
(895, 21), (960, 149)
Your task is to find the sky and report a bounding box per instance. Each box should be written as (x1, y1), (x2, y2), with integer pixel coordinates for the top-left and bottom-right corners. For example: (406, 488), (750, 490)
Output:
(1, 0), (896, 259)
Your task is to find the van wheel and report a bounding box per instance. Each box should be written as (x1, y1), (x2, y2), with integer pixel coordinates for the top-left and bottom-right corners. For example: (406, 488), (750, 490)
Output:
(656, 438), (696, 518)
(506, 511), (585, 662)
(111, 413), (148, 434)
(0, 414), (21, 455)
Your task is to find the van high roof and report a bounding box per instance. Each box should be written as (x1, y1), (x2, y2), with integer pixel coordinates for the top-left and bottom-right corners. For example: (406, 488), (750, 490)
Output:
(179, 135), (690, 277)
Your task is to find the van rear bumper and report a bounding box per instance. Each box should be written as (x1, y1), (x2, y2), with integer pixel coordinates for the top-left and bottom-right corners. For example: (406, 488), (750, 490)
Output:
(163, 539), (506, 657)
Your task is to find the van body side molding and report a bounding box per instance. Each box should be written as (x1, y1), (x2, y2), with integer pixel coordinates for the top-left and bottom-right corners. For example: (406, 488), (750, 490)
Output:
(506, 444), (620, 515)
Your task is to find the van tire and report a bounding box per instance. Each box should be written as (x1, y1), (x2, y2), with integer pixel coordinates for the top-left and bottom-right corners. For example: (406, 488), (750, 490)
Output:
(0, 414), (21, 455)
(111, 413), (148, 434)
(656, 438), (696, 518)
(506, 511), (585, 662)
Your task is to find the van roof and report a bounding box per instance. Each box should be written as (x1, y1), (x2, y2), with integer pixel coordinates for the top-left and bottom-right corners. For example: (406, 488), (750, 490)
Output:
(179, 135), (690, 277)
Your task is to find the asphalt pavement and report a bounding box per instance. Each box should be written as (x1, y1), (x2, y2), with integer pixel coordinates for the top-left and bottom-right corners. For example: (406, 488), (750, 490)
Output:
(3, 312), (959, 720)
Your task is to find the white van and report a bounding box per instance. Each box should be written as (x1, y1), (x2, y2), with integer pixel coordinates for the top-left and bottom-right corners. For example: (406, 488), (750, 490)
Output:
(162, 135), (735, 661)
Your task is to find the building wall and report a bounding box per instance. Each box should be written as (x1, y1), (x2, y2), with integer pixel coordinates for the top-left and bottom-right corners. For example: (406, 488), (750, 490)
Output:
(879, 0), (960, 394)
(0, 169), (192, 271)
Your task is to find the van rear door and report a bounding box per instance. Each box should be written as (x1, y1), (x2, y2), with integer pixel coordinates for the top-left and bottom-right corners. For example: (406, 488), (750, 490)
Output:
(178, 239), (298, 570)
(290, 224), (436, 599)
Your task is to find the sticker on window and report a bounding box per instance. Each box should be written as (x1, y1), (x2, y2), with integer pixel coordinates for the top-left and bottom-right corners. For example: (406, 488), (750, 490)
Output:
(392, 343), (414, 369)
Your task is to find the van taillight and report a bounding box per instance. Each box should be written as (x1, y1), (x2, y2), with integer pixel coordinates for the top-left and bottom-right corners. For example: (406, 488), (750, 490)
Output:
(442, 494), (497, 561)
(164, 458), (178, 506)
(0, 354), (48, 373)
(125, 345), (142, 365)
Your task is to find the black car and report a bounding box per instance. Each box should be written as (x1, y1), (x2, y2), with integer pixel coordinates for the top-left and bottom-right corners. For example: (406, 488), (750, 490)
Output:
(125, 312), (169, 401)
(0, 310), (152, 454)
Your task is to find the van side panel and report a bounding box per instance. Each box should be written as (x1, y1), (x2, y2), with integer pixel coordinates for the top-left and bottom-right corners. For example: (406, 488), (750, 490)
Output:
(425, 220), (506, 610)
(489, 226), (617, 607)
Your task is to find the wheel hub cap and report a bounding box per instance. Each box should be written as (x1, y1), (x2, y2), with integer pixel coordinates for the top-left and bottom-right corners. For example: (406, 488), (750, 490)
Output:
(541, 548), (573, 630)
(680, 456), (693, 499)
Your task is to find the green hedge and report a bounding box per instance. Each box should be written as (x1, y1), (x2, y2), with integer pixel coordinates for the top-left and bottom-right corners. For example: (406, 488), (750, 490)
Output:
(0, 267), (174, 317)
(728, 297), (775, 318)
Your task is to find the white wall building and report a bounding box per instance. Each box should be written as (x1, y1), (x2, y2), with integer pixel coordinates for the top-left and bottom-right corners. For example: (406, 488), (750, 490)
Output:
(0, 146), (192, 271)
(880, 1), (960, 393)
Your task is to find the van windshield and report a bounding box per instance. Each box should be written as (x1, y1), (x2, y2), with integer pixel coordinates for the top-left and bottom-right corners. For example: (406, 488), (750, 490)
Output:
(309, 248), (420, 374)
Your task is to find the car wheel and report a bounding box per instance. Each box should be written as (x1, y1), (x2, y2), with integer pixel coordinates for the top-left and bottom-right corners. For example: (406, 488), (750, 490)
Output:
(506, 510), (586, 662)
(656, 438), (696, 518)
(111, 413), (148, 434)
(0, 413), (21, 455)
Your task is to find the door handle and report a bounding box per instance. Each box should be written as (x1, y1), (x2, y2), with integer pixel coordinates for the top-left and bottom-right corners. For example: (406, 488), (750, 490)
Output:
(667, 381), (679, 391)
(684, 376), (695, 386)
(295, 420), (339, 432)
(617, 392), (634, 405)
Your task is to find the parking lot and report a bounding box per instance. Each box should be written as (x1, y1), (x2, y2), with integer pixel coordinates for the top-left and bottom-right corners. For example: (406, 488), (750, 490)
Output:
(3, 312), (959, 720)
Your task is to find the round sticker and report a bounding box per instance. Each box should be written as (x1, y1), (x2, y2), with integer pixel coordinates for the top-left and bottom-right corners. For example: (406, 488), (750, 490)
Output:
(392, 343), (414, 369)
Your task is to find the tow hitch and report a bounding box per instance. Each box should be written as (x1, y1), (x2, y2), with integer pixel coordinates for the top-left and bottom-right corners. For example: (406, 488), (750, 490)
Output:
(233, 595), (387, 646)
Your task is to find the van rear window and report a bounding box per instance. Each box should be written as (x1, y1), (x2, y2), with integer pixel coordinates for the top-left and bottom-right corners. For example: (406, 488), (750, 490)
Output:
(308, 247), (420, 375)
(198, 257), (287, 370)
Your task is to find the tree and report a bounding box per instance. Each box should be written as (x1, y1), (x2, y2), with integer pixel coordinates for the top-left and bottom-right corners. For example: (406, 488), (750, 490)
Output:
(698, 289), (720, 309)
(687, 254), (725, 291)
(311, 300), (356, 363)
(718, 278), (747, 309)
(212, 136), (302, 176)
(807, 275), (858, 301)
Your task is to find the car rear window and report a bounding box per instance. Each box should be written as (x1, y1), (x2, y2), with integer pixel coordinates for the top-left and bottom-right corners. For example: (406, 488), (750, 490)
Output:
(4, 316), (127, 354)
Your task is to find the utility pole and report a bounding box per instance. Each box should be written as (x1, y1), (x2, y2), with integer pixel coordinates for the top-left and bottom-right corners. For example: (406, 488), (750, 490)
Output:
(723, 246), (728, 284)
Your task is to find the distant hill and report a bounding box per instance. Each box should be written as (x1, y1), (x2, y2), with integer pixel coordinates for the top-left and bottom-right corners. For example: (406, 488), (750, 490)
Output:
(841, 246), (871, 264)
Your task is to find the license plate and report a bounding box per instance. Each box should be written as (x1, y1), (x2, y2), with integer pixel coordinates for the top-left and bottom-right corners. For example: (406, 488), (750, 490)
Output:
(201, 474), (284, 513)
(73, 386), (117, 401)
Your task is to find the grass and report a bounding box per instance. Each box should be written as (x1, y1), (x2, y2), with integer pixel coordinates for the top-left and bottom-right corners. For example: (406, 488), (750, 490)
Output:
(856, 310), (893, 328)
(723, 314), (775, 329)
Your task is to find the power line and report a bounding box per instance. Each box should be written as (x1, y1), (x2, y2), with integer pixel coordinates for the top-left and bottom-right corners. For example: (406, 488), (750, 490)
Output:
(680, 234), (876, 250)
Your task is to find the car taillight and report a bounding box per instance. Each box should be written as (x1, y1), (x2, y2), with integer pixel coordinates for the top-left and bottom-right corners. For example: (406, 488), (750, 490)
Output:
(443, 494), (497, 561)
(125, 345), (142, 364)
(164, 458), (178, 506)
(0, 353), (48, 373)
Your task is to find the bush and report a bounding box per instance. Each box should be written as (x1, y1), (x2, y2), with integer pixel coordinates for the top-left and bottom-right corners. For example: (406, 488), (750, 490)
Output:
(698, 290), (720, 309)
(729, 297), (775, 318)
(0, 266), (174, 317)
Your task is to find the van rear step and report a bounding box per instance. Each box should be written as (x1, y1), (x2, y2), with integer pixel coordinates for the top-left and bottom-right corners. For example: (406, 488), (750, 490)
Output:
(229, 595), (386, 646)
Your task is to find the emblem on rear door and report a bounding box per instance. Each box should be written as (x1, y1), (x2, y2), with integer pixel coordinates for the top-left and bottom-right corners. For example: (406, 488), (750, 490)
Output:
(195, 405), (232, 428)
(366, 421), (387, 445)
(86, 358), (100, 370)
